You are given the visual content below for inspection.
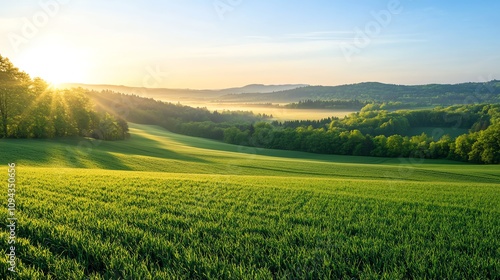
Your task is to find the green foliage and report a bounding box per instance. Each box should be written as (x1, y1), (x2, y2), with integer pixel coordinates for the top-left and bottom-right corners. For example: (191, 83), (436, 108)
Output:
(469, 123), (500, 163)
(454, 133), (478, 161)
(0, 55), (32, 137)
(285, 99), (367, 109)
(0, 56), (128, 140)
(221, 104), (500, 164)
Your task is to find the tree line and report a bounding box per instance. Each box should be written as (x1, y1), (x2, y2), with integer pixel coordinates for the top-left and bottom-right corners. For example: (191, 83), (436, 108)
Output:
(0, 55), (128, 140)
(284, 99), (416, 110)
(284, 99), (367, 110)
(275, 103), (490, 136)
(223, 104), (500, 164)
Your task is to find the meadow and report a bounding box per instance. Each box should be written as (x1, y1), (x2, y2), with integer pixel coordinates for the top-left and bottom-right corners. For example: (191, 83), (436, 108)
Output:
(1, 124), (499, 279)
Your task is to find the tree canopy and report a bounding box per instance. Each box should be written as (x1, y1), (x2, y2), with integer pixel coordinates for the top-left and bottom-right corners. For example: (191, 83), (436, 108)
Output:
(0, 55), (128, 140)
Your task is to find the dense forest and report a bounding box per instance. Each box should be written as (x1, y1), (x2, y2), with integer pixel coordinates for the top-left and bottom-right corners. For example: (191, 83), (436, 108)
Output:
(284, 100), (414, 110)
(0, 55), (127, 140)
(284, 99), (368, 110)
(223, 104), (500, 164)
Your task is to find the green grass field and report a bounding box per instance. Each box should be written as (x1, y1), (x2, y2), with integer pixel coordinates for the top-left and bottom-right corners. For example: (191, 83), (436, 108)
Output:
(1, 124), (499, 279)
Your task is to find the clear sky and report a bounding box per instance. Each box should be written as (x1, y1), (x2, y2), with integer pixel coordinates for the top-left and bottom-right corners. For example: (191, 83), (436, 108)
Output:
(1, 0), (499, 89)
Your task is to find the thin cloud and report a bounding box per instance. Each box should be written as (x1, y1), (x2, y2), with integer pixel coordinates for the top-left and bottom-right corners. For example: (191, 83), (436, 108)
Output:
(284, 30), (355, 40)
(180, 40), (345, 60)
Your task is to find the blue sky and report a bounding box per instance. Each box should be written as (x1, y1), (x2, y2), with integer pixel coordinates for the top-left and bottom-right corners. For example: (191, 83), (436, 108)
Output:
(1, 0), (499, 88)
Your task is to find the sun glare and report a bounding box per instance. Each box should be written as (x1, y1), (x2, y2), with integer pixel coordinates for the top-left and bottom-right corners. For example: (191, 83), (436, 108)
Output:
(16, 40), (90, 86)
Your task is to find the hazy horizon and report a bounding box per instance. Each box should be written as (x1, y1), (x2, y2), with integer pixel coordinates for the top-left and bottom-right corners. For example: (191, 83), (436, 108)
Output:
(61, 79), (499, 91)
(2, 0), (500, 89)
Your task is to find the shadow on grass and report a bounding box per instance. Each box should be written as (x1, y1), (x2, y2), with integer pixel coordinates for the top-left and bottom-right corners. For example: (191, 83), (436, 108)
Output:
(94, 132), (211, 164)
(133, 124), (465, 166)
(0, 138), (132, 171)
(0, 138), (61, 166)
(0, 129), (210, 171)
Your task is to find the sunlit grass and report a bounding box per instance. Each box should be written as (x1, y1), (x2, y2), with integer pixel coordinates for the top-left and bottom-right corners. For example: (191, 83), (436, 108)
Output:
(1, 167), (499, 278)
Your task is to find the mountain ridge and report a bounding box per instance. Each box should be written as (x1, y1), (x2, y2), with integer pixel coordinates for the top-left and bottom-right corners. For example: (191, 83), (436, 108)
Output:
(59, 83), (308, 101)
(60, 80), (500, 105)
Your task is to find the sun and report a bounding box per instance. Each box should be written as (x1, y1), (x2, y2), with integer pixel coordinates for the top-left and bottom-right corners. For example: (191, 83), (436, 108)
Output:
(15, 40), (90, 86)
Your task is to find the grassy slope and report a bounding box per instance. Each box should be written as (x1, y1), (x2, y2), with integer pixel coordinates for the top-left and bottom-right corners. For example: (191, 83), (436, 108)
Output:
(1, 123), (498, 182)
(0, 124), (499, 279)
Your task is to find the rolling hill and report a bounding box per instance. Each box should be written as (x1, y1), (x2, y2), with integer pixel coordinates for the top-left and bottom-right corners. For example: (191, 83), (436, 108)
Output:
(60, 83), (308, 102)
(217, 81), (500, 104)
(61, 80), (500, 106)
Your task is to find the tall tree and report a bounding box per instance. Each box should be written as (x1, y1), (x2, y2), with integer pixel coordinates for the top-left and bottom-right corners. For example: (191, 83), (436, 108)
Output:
(469, 123), (500, 163)
(0, 55), (31, 137)
(63, 88), (92, 136)
(454, 133), (478, 162)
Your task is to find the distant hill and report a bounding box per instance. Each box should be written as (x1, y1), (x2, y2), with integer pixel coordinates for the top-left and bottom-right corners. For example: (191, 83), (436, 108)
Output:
(216, 84), (309, 95)
(60, 83), (308, 102)
(216, 81), (500, 104)
(61, 81), (500, 106)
